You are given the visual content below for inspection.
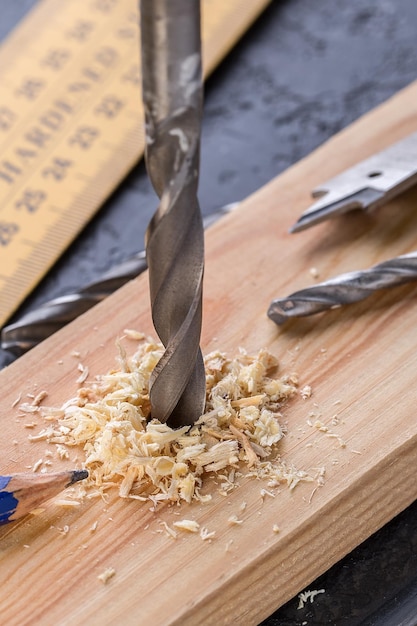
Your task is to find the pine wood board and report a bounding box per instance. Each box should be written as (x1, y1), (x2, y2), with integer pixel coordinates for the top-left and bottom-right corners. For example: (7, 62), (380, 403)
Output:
(1, 80), (417, 625)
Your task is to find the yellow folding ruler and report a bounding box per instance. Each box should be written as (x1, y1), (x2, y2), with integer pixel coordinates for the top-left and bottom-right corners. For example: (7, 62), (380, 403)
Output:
(0, 0), (271, 328)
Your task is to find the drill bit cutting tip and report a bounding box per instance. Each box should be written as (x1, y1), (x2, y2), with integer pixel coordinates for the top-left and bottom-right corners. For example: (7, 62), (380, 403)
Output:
(140, 0), (205, 428)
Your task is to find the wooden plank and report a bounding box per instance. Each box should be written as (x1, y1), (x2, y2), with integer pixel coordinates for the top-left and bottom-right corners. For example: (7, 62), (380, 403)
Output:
(1, 79), (417, 625)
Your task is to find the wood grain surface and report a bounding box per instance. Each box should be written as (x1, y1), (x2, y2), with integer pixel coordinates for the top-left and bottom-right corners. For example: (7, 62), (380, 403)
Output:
(1, 80), (417, 625)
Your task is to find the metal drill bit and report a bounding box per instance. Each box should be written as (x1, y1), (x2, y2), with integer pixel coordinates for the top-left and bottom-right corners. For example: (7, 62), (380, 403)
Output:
(1, 205), (236, 356)
(1, 252), (147, 355)
(140, 0), (205, 427)
(268, 251), (417, 324)
(290, 130), (417, 233)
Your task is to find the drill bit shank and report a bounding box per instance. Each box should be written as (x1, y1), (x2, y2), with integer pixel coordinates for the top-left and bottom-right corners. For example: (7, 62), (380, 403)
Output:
(140, 0), (205, 427)
(268, 251), (417, 323)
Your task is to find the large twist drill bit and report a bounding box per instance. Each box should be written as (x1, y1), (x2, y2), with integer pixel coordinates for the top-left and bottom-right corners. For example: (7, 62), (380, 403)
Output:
(268, 251), (417, 324)
(140, 0), (205, 427)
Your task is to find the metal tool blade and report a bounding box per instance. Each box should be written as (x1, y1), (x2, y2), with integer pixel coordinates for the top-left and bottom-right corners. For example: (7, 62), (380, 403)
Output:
(290, 130), (417, 233)
(268, 251), (417, 323)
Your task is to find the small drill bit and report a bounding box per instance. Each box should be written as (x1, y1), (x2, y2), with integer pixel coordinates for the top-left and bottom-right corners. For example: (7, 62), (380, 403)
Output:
(1, 252), (147, 355)
(268, 251), (417, 324)
(140, 0), (205, 428)
(1, 206), (236, 356)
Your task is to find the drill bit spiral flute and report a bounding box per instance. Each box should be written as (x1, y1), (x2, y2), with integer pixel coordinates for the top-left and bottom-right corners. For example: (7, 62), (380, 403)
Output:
(140, 0), (205, 428)
(268, 252), (417, 323)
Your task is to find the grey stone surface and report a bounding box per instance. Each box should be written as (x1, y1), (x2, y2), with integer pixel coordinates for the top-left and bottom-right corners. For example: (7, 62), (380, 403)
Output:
(1, 1), (417, 623)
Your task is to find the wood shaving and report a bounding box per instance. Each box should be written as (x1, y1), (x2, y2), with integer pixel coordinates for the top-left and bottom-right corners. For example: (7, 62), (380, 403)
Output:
(97, 567), (116, 584)
(32, 458), (43, 472)
(172, 519), (200, 533)
(225, 539), (234, 552)
(56, 444), (70, 460)
(309, 418), (328, 432)
(32, 335), (312, 505)
(200, 527), (215, 541)
(326, 433), (346, 447)
(297, 588), (325, 609)
(315, 467), (326, 487)
(123, 329), (145, 341)
(32, 391), (48, 406)
(300, 385), (312, 399)
(159, 521), (177, 539)
(12, 393), (22, 408)
(307, 417), (346, 448)
(260, 488), (275, 500)
(19, 403), (39, 414)
(58, 525), (70, 536)
(76, 363), (89, 384)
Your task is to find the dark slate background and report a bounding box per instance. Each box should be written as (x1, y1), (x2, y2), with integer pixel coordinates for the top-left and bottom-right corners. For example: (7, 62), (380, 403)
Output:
(2, 1), (417, 624)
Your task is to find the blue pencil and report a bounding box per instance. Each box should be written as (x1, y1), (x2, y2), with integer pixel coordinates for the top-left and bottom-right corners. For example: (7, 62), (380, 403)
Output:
(0, 469), (88, 525)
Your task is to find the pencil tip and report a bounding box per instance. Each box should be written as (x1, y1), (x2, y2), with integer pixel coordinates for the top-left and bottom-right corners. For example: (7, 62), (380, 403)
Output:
(68, 469), (89, 485)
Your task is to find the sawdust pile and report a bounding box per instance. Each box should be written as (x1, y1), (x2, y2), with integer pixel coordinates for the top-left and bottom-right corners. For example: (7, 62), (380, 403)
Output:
(30, 332), (311, 504)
